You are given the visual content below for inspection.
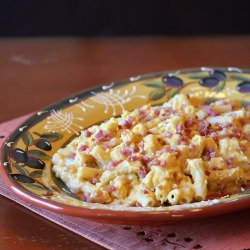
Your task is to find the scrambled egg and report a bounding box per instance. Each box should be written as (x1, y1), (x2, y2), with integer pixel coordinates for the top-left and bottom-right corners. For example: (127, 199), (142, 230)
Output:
(52, 94), (250, 207)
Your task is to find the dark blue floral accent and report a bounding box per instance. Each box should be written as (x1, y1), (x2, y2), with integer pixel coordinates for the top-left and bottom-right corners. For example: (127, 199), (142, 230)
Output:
(199, 77), (220, 88)
(236, 81), (250, 93)
(162, 76), (183, 88)
(10, 148), (28, 163)
(209, 69), (226, 80)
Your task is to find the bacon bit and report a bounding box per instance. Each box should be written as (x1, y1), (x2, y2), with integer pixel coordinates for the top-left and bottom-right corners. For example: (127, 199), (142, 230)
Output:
(144, 115), (153, 122)
(68, 152), (76, 159)
(107, 185), (116, 192)
(118, 125), (123, 129)
(165, 132), (172, 138)
(142, 156), (150, 165)
(138, 167), (148, 178)
(197, 121), (209, 136)
(231, 113), (238, 117)
(213, 166), (219, 170)
(245, 133), (250, 142)
(138, 110), (147, 120)
(201, 105), (218, 117)
(205, 170), (210, 176)
(210, 132), (218, 142)
(225, 123), (233, 128)
(120, 147), (136, 156)
(102, 143), (110, 150)
(136, 202), (142, 207)
(123, 117), (133, 129)
(232, 127), (241, 133)
(241, 144), (246, 152)
(164, 146), (172, 153)
(143, 189), (149, 194)
(83, 130), (92, 137)
(174, 149), (181, 158)
(83, 192), (91, 202)
(247, 110), (250, 119)
(220, 128), (228, 136)
(79, 145), (88, 152)
(91, 178), (98, 184)
(202, 147), (216, 161)
(177, 135), (188, 145)
(159, 107), (178, 120)
(109, 138), (118, 147)
(189, 144), (195, 150)
(104, 160), (122, 170)
(160, 160), (167, 167)
(153, 108), (161, 116)
(138, 142), (144, 153)
(177, 123), (183, 134)
(185, 117), (195, 127)
(202, 155), (210, 161)
(210, 151), (216, 158)
(201, 105), (210, 110)
(225, 157), (233, 169)
(209, 111), (217, 117)
(127, 155), (142, 162)
(95, 130), (111, 142)
(177, 135), (182, 144)
(148, 158), (160, 166)
(239, 118), (245, 126)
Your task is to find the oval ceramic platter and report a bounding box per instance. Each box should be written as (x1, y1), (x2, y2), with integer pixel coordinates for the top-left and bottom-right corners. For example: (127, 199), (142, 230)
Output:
(1, 67), (250, 225)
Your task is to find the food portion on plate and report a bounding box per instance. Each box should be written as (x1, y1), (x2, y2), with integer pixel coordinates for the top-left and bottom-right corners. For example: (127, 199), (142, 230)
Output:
(52, 93), (250, 207)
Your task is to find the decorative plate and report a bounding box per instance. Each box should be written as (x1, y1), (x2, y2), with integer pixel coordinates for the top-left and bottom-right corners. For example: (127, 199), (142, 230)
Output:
(1, 67), (250, 225)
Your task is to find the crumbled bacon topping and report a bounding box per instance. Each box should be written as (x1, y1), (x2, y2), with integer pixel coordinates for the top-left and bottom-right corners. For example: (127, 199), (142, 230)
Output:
(83, 130), (92, 137)
(79, 145), (88, 152)
(94, 130), (111, 142)
(202, 147), (216, 161)
(68, 152), (76, 159)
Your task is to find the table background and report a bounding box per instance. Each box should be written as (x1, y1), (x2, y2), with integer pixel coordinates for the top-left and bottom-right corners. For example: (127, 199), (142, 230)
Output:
(1, 36), (250, 249)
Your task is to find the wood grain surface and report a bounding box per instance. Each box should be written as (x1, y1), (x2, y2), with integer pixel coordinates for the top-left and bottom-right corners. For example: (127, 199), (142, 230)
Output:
(0, 36), (250, 250)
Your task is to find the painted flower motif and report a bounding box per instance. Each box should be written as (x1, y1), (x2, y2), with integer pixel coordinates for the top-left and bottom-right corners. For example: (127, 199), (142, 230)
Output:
(45, 110), (84, 134)
(89, 86), (146, 115)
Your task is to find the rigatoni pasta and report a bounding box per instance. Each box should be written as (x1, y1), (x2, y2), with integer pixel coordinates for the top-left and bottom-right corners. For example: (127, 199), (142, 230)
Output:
(52, 94), (250, 207)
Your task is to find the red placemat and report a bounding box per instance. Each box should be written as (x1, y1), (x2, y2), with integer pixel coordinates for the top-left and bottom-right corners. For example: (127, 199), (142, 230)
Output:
(1, 115), (250, 250)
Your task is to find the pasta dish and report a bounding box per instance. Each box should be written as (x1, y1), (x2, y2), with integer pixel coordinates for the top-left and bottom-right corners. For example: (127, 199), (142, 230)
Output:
(52, 94), (250, 207)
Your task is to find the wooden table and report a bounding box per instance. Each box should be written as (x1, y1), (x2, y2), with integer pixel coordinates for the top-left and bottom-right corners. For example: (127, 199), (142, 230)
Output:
(0, 36), (250, 249)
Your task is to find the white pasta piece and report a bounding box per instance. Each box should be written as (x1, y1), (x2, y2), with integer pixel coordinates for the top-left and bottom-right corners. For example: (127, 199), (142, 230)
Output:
(100, 117), (118, 131)
(90, 145), (111, 165)
(243, 124), (250, 134)
(164, 93), (191, 110)
(112, 176), (130, 199)
(132, 123), (147, 136)
(143, 134), (161, 155)
(138, 190), (157, 207)
(77, 166), (102, 181)
(219, 138), (248, 163)
(167, 189), (181, 205)
(206, 157), (226, 170)
(211, 104), (232, 114)
(208, 167), (246, 193)
(154, 179), (172, 203)
(227, 109), (246, 119)
(206, 115), (233, 125)
(90, 188), (112, 204)
(190, 135), (206, 158)
(183, 105), (196, 116)
(187, 159), (207, 201)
